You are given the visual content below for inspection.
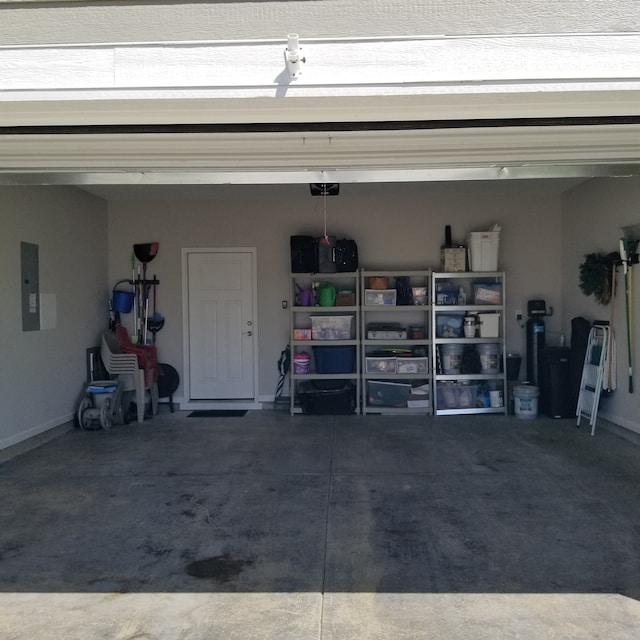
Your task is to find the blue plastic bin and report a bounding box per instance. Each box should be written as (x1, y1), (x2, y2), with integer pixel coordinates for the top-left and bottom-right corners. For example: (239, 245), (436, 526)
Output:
(313, 346), (356, 373)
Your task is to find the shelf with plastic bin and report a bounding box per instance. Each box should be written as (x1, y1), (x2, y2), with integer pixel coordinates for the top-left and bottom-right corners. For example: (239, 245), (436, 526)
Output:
(364, 378), (431, 414)
(434, 339), (500, 346)
(362, 304), (430, 312)
(290, 271), (361, 415)
(291, 272), (359, 308)
(361, 269), (432, 415)
(432, 271), (506, 415)
(291, 339), (357, 347)
(433, 305), (503, 313)
(435, 379), (506, 415)
(291, 305), (358, 313)
(433, 272), (503, 306)
(436, 373), (504, 381)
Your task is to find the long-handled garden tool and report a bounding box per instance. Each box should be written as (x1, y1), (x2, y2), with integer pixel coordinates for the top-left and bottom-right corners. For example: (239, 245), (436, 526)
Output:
(620, 235), (638, 393)
(605, 257), (618, 392)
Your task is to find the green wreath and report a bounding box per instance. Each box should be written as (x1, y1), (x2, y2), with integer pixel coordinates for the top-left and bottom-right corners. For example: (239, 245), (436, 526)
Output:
(579, 252), (615, 305)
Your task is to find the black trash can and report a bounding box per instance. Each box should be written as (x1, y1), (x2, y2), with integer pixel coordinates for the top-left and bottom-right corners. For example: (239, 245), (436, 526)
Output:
(540, 347), (572, 418)
(506, 353), (522, 381)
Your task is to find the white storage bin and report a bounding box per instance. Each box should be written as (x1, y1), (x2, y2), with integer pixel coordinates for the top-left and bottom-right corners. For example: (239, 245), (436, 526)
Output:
(364, 289), (397, 306)
(366, 356), (397, 374)
(396, 357), (428, 374)
(437, 383), (479, 409)
(467, 231), (500, 272)
(477, 313), (500, 338)
(310, 315), (353, 340)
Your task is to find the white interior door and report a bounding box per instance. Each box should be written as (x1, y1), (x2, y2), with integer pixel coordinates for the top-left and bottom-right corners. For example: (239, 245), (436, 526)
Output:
(187, 249), (256, 400)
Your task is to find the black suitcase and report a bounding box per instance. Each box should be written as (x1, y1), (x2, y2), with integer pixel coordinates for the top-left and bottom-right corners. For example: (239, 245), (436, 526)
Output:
(335, 239), (358, 272)
(315, 235), (337, 273)
(290, 235), (317, 273)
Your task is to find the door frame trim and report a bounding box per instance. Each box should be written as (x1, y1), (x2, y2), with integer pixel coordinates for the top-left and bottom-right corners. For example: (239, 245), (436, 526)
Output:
(181, 247), (260, 410)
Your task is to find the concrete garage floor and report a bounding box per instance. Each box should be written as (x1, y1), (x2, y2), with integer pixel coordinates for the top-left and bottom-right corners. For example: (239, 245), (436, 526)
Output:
(1, 409), (640, 639)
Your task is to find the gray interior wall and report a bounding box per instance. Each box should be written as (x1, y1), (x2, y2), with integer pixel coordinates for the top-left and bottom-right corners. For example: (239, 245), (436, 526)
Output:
(1, 0), (638, 45)
(561, 176), (640, 434)
(106, 182), (564, 403)
(0, 186), (108, 449)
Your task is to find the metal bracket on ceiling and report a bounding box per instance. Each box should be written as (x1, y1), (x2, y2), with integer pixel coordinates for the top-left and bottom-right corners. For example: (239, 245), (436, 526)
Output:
(309, 183), (339, 196)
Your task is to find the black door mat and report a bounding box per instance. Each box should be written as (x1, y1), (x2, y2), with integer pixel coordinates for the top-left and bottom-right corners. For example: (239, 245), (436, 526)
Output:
(187, 410), (247, 418)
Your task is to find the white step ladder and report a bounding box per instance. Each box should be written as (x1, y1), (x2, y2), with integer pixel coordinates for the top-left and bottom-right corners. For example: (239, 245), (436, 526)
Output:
(576, 324), (610, 435)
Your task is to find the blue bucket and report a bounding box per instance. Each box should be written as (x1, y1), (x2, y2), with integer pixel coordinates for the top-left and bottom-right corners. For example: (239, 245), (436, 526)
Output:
(112, 289), (134, 313)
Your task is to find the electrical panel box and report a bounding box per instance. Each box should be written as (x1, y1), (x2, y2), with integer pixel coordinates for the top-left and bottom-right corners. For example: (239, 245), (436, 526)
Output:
(21, 241), (40, 332)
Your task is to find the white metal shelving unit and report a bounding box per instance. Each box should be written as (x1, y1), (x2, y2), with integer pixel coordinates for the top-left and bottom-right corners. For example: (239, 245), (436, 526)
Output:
(360, 269), (432, 414)
(289, 272), (360, 414)
(432, 271), (507, 415)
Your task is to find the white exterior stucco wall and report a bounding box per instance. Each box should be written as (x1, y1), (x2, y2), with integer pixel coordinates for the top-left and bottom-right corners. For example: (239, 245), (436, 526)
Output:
(1, 0), (639, 45)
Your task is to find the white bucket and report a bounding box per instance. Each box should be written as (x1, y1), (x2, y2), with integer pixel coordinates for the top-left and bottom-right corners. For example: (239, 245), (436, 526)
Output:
(513, 385), (539, 420)
(477, 343), (500, 373)
(440, 344), (464, 374)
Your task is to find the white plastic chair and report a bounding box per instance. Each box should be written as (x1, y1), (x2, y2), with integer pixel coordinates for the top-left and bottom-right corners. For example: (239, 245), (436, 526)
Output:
(101, 331), (158, 423)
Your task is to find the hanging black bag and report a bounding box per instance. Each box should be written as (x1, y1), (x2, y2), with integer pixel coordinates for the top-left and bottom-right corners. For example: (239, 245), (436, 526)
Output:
(395, 276), (413, 306)
(335, 239), (359, 272)
(290, 236), (317, 273)
(315, 235), (337, 273)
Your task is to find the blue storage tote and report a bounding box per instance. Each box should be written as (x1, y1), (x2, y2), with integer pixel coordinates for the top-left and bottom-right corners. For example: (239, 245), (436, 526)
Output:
(313, 346), (356, 373)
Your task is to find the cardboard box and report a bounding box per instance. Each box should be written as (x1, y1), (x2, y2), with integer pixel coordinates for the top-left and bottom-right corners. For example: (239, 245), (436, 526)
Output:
(441, 247), (467, 272)
(335, 292), (356, 306)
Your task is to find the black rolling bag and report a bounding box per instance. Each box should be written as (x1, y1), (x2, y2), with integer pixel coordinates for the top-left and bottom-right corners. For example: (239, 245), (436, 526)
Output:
(315, 235), (337, 273)
(335, 239), (359, 272)
(290, 235), (318, 273)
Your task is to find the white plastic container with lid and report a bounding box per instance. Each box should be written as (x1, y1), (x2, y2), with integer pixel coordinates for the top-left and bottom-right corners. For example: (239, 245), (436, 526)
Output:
(463, 315), (477, 338)
(467, 231), (500, 271)
(477, 313), (500, 338)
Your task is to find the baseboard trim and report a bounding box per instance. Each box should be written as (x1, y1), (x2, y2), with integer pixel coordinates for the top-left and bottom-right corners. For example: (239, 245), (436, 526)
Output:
(0, 419), (74, 463)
